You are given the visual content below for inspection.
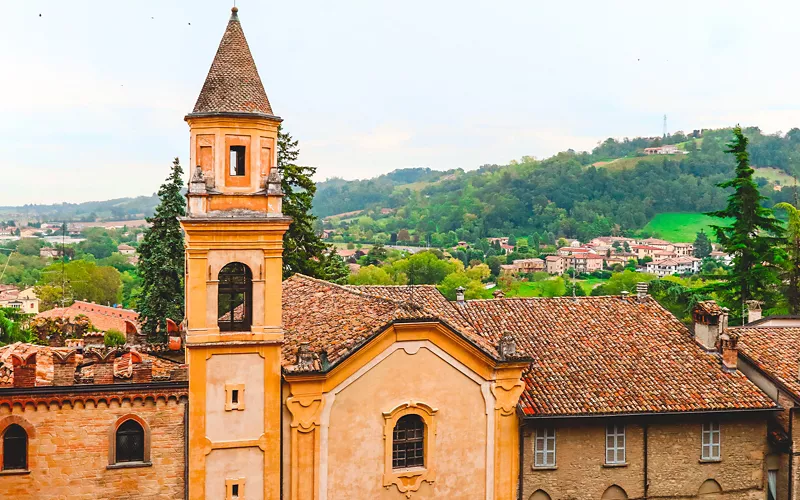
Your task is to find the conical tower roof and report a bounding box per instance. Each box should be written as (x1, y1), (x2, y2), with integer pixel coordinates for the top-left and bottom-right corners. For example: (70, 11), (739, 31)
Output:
(189, 7), (276, 118)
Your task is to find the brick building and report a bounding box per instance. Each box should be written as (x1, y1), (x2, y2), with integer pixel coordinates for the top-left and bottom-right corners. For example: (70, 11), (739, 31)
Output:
(0, 343), (188, 499)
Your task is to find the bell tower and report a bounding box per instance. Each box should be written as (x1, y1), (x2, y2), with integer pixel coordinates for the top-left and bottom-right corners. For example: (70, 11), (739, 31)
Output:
(182, 7), (289, 500)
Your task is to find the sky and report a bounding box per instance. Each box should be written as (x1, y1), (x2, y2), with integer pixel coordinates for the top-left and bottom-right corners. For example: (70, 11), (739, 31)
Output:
(2, 0), (800, 205)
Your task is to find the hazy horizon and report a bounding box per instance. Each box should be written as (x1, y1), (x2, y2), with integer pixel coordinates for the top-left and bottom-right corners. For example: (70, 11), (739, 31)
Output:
(3, 0), (800, 205)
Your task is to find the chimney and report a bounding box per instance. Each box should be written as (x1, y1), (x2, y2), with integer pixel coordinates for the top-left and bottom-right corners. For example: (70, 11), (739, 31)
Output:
(636, 282), (648, 302)
(52, 350), (78, 386)
(692, 301), (724, 351)
(746, 300), (763, 324)
(11, 353), (36, 388)
(456, 286), (466, 302)
(621, 290), (630, 300)
(719, 332), (739, 372)
(492, 289), (505, 299)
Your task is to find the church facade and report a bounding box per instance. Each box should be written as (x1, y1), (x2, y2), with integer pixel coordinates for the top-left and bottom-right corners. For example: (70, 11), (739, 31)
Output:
(0, 7), (793, 500)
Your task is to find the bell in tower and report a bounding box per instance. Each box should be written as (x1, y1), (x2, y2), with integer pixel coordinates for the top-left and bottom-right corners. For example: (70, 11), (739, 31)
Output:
(181, 7), (290, 500)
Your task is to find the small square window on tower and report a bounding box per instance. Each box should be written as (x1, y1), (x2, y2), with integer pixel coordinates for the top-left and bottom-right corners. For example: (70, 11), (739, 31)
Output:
(225, 383), (246, 411)
(226, 477), (246, 499)
(229, 146), (246, 176)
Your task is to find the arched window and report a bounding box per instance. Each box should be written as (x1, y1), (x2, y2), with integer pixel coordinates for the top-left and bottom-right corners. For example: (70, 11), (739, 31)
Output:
(392, 414), (424, 469)
(601, 485), (628, 500)
(115, 420), (145, 463)
(3, 424), (27, 471)
(218, 262), (253, 332)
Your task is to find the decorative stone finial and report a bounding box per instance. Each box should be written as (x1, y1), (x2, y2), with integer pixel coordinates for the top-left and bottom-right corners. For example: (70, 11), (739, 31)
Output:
(498, 333), (517, 360)
(188, 166), (208, 194)
(296, 342), (315, 370)
(267, 168), (283, 196)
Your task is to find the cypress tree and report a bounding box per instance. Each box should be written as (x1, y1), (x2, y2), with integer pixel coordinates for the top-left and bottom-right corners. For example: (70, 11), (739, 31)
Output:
(137, 158), (186, 340)
(706, 126), (784, 318)
(693, 230), (712, 258)
(775, 202), (800, 314)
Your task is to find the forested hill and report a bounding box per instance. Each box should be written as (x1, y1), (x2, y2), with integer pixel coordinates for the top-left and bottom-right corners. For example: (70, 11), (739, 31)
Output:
(314, 127), (800, 242)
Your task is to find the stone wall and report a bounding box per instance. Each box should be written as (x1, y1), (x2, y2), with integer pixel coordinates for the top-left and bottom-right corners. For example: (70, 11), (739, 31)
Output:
(521, 415), (769, 500)
(0, 394), (187, 499)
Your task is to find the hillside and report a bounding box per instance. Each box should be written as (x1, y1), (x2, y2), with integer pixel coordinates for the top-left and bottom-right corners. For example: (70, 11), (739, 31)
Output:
(3, 127), (799, 246)
(316, 126), (800, 244)
(641, 213), (731, 242)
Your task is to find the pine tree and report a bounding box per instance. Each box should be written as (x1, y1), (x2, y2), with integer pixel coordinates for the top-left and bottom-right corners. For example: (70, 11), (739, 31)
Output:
(278, 126), (339, 280)
(775, 202), (800, 313)
(693, 230), (712, 258)
(706, 126), (784, 318)
(137, 158), (186, 340)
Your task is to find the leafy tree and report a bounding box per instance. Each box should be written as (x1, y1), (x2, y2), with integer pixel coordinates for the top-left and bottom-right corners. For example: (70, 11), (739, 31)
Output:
(36, 260), (122, 309)
(349, 265), (397, 285)
(15, 238), (43, 256)
(0, 307), (29, 345)
(104, 329), (127, 347)
(775, 202), (800, 313)
(390, 251), (457, 285)
(363, 243), (388, 266)
(137, 158), (186, 339)
(693, 230), (712, 258)
(320, 250), (350, 285)
(279, 126), (331, 279)
(507, 235), (517, 247)
(78, 231), (117, 259)
(707, 126), (784, 317)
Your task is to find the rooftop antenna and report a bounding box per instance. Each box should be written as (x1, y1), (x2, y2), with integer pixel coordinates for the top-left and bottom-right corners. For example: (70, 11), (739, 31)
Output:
(663, 114), (668, 139)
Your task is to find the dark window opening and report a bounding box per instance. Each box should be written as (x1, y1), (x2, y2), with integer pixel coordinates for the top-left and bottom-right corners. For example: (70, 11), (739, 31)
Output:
(392, 414), (424, 469)
(229, 146), (246, 176)
(231, 390), (239, 405)
(2, 424), (27, 471)
(115, 420), (145, 463)
(232, 484), (239, 498)
(218, 262), (253, 332)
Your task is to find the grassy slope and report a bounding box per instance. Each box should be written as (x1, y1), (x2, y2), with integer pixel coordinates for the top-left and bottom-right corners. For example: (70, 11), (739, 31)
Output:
(591, 154), (679, 171)
(642, 212), (731, 242)
(753, 167), (796, 185)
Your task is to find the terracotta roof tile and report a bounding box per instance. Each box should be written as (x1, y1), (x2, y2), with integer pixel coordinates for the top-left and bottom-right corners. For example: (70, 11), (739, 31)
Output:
(737, 326), (800, 400)
(190, 8), (274, 117)
(281, 275), (497, 371)
(457, 296), (774, 416)
(36, 301), (139, 333)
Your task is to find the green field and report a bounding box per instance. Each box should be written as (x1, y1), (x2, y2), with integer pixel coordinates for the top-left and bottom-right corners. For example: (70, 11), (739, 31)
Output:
(508, 277), (605, 297)
(592, 154), (679, 172)
(642, 212), (731, 242)
(753, 167), (796, 185)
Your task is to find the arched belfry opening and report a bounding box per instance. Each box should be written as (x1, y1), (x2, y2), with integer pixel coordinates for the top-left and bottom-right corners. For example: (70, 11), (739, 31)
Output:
(218, 262), (253, 332)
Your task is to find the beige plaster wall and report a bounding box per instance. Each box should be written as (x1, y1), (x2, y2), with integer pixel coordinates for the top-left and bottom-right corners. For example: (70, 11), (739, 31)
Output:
(206, 352), (265, 443)
(522, 416), (768, 500)
(205, 447), (265, 500)
(326, 346), (488, 499)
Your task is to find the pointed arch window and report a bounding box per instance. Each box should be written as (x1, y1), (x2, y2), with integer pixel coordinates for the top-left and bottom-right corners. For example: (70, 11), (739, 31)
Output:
(218, 262), (253, 332)
(115, 420), (145, 463)
(2, 424), (27, 471)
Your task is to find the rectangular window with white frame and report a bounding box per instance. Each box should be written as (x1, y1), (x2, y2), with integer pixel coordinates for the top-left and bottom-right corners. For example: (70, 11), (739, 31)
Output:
(701, 422), (720, 460)
(534, 428), (556, 468)
(605, 424), (626, 465)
